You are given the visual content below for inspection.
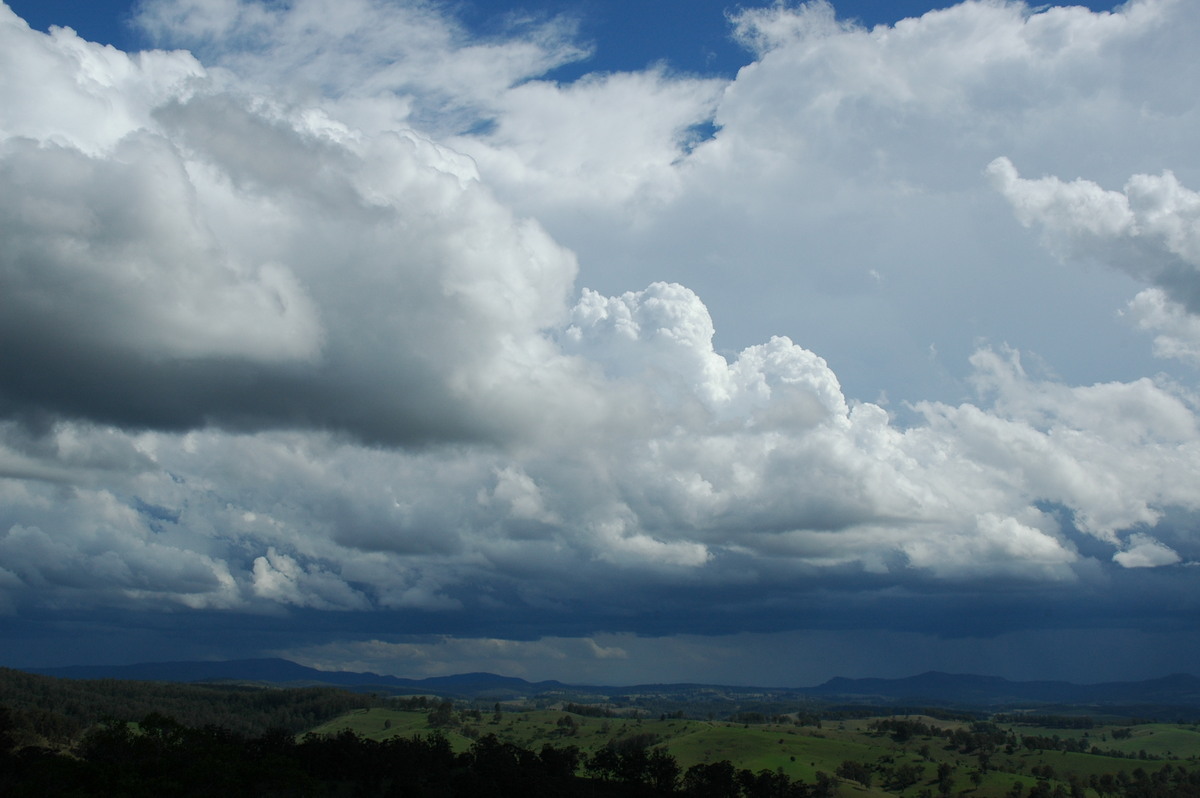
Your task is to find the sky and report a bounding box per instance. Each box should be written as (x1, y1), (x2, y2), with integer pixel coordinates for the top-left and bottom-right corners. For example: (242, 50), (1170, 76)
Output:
(1, 0), (1199, 688)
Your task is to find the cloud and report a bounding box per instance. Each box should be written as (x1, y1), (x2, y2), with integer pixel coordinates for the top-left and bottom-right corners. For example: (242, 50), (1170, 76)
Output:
(988, 157), (1200, 304)
(1122, 288), (1200, 363)
(251, 547), (370, 610)
(917, 347), (1200, 541)
(1113, 533), (1182, 568)
(2, 0), (1200, 682)
(134, 0), (726, 211)
(134, 0), (589, 135)
(437, 0), (1199, 425)
(448, 69), (725, 210)
(6, 323), (1192, 623)
(0, 9), (594, 445)
(277, 635), (631, 680)
(0, 4), (205, 154)
(990, 156), (1200, 362)
(0, 134), (323, 364)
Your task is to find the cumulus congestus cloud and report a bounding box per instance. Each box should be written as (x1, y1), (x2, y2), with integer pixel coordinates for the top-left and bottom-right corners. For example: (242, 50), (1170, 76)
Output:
(0, 3), (588, 444)
(1, 0), (1199, 682)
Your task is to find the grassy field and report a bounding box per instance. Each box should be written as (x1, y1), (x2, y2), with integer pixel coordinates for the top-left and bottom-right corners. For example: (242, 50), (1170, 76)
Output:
(305, 707), (1200, 796)
(1096, 725), (1200, 759)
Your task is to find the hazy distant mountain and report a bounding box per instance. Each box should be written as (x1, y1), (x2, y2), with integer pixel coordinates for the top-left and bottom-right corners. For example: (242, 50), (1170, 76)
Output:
(24, 660), (1200, 711)
(31, 658), (384, 686)
(26, 658), (569, 697)
(806, 671), (1200, 707)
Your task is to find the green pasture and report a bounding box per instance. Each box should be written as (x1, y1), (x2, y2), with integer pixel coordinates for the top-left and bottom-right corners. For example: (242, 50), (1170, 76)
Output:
(304, 707), (475, 751)
(664, 723), (882, 779)
(303, 706), (1200, 795)
(1093, 725), (1200, 759)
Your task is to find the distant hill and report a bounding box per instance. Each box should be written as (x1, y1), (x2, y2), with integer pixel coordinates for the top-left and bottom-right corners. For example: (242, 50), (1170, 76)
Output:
(31, 658), (347, 685)
(23, 660), (1200, 713)
(805, 670), (1200, 708)
(27, 658), (570, 698)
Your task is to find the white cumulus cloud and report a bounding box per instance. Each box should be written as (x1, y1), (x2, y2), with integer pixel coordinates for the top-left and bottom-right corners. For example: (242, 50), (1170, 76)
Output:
(1113, 533), (1182, 568)
(2, 0), (1200, 680)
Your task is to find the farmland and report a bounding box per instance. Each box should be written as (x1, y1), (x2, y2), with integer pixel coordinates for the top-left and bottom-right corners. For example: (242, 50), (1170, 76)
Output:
(5, 665), (1200, 796)
(307, 702), (1200, 797)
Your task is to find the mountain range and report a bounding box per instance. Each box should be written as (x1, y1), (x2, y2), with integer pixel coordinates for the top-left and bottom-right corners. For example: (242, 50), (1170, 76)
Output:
(28, 659), (568, 695)
(24, 659), (1200, 713)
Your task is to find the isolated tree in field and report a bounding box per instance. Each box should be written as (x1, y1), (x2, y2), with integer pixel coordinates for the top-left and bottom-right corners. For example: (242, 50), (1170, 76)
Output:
(556, 714), (578, 735)
(937, 762), (955, 796)
(427, 700), (455, 728)
(836, 760), (873, 787)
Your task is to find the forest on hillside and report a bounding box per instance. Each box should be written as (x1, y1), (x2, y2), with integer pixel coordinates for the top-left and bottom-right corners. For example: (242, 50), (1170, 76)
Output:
(0, 667), (379, 747)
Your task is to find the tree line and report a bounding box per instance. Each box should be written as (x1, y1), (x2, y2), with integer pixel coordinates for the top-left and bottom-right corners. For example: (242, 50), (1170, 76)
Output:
(0, 710), (819, 797)
(0, 667), (379, 747)
(6, 706), (1200, 797)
